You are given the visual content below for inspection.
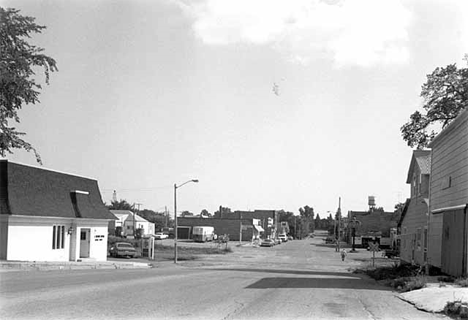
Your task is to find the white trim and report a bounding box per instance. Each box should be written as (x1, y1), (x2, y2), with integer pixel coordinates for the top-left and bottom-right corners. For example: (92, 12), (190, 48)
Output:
(72, 190), (90, 195)
(431, 204), (467, 214)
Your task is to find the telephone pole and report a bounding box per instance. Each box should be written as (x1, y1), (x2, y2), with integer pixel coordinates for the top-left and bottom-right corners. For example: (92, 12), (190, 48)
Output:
(134, 203), (142, 237)
(337, 197), (341, 251)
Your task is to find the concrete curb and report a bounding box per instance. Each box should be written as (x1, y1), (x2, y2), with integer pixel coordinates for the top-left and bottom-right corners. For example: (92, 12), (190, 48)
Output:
(0, 260), (152, 271)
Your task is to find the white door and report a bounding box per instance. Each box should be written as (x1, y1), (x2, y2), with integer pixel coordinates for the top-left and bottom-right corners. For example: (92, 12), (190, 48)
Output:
(79, 229), (90, 258)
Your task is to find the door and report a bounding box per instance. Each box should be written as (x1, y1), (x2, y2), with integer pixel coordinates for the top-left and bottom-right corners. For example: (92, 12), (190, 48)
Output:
(79, 229), (90, 258)
(441, 209), (466, 277)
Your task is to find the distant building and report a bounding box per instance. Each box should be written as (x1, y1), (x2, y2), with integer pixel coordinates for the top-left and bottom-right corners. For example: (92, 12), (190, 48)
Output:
(347, 209), (399, 248)
(398, 150), (431, 266)
(178, 209), (279, 241)
(109, 210), (155, 237)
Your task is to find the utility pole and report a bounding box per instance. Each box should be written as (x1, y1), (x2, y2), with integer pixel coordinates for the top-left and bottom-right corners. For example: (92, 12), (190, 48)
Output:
(165, 206), (168, 228)
(134, 203), (142, 237)
(337, 197), (341, 251)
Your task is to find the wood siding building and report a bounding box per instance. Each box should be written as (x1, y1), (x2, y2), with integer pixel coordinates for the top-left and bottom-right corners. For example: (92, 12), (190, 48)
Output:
(428, 109), (468, 277)
(398, 150), (431, 266)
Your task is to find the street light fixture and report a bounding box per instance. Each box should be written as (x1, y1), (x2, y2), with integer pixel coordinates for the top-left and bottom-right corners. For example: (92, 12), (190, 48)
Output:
(174, 179), (199, 264)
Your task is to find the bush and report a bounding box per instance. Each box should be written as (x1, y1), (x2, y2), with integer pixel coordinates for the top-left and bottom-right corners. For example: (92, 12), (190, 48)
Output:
(363, 263), (422, 281)
(444, 300), (468, 319)
(394, 276), (427, 292)
(356, 263), (427, 292)
(438, 276), (456, 283)
(456, 278), (468, 287)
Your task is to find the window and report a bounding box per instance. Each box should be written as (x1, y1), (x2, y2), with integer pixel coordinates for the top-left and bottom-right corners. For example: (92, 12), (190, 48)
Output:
(442, 176), (452, 190)
(52, 225), (65, 250)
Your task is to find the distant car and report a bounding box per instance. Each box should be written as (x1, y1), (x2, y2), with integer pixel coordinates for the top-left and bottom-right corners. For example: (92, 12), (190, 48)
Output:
(288, 236), (293, 241)
(278, 234), (288, 242)
(154, 232), (169, 240)
(110, 242), (137, 258)
(260, 239), (275, 247)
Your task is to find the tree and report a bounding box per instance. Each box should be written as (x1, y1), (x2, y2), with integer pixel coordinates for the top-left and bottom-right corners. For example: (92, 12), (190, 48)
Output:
(0, 8), (58, 164)
(107, 199), (134, 211)
(181, 211), (193, 217)
(299, 205), (315, 235)
(138, 209), (167, 231)
(200, 209), (211, 218)
(401, 57), (467, 149)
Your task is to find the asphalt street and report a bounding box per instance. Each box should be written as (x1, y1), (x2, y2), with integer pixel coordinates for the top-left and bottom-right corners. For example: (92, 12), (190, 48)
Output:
(0, 233), (447, 320)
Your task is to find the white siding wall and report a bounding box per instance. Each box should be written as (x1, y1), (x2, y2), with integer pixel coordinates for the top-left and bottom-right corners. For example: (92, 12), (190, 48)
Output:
(5, 216), (110, 262)
(7, 216), (72, 262)
(87, 226), (109, 261)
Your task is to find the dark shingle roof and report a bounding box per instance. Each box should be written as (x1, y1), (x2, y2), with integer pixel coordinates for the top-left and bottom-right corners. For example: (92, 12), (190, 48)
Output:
(0, 160), (115, 220)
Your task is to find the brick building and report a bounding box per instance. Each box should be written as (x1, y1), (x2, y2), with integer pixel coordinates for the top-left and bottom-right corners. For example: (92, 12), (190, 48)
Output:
(178, 209), (277, 241)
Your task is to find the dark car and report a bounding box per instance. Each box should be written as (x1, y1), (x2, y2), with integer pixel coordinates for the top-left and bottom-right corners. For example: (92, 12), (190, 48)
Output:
(260, 239), (275, 247)
(110, 242), (137, 258)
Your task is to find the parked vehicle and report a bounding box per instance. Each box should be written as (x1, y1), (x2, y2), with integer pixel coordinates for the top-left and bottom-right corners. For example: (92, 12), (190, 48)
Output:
(193, 226), (215, 242)
(288, 236), (294, 241)
(260, 239), (275, 247)
(154, 232), (169, 240)
(110, 242), (137, 258)
(278, 234), (288, 242)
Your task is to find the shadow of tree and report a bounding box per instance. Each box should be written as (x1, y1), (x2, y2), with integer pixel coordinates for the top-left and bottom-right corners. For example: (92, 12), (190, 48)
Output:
(212, 267), (358, 277)
(211, 267), (391, 291)
(246, 277), (390, 290)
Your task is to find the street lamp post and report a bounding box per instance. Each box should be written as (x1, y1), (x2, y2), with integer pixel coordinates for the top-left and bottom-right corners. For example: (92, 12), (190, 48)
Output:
(349, 216), (361, 252)
(174, 179), (199, 264)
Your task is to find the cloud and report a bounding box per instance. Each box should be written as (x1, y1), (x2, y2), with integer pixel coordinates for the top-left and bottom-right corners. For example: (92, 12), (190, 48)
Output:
(174, 0), (412, 67)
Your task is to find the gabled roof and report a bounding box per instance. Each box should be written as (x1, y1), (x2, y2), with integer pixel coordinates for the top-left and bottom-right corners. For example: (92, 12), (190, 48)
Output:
(110, 210), (131, 220)
(406, 150), (431, 183)
(397, 198), (411, 228)
(0, 160), (115, 220)
(117, 211), (151, 223)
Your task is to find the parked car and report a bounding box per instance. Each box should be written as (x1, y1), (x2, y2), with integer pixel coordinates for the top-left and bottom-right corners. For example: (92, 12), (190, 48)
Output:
(154, 232), (169, 240)
(109, 242), (137, 258)
(288, 236), (294, 241)
(278, 234), (288, 242)
(260, 239), (275, 247)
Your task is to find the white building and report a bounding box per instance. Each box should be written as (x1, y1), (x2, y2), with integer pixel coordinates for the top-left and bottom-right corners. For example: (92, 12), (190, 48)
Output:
(110, 210), (155, 237)
(0, 160), (116, 262)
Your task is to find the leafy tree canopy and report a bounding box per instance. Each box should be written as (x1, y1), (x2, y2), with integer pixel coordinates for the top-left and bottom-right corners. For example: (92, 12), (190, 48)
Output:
(299, 205), (314, 219)
(0, 8), (58, 163)
(181, 211), (194, 217)
(401, 57), (467, 149)
(107, 199), (134, 211)
(200, 209), (211, 217)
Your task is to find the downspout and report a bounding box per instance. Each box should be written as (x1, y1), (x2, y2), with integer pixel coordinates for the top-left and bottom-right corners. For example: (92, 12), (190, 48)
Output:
(463, 204), (468, 278)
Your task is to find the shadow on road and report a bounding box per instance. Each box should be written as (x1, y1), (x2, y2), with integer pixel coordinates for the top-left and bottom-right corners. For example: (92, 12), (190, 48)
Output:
(246, 277), (390, 290)
(212, 267), (360, 278)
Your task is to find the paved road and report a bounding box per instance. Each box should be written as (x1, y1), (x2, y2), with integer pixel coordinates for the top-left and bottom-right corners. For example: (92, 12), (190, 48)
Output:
(0, 234), (446, 320)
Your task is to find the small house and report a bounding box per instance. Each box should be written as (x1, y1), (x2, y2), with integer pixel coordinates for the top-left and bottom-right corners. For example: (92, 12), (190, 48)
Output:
(0, 160), (116, 262)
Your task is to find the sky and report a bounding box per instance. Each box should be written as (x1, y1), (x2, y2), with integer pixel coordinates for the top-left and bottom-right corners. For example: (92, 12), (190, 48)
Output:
(2, 0), (467, 217)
